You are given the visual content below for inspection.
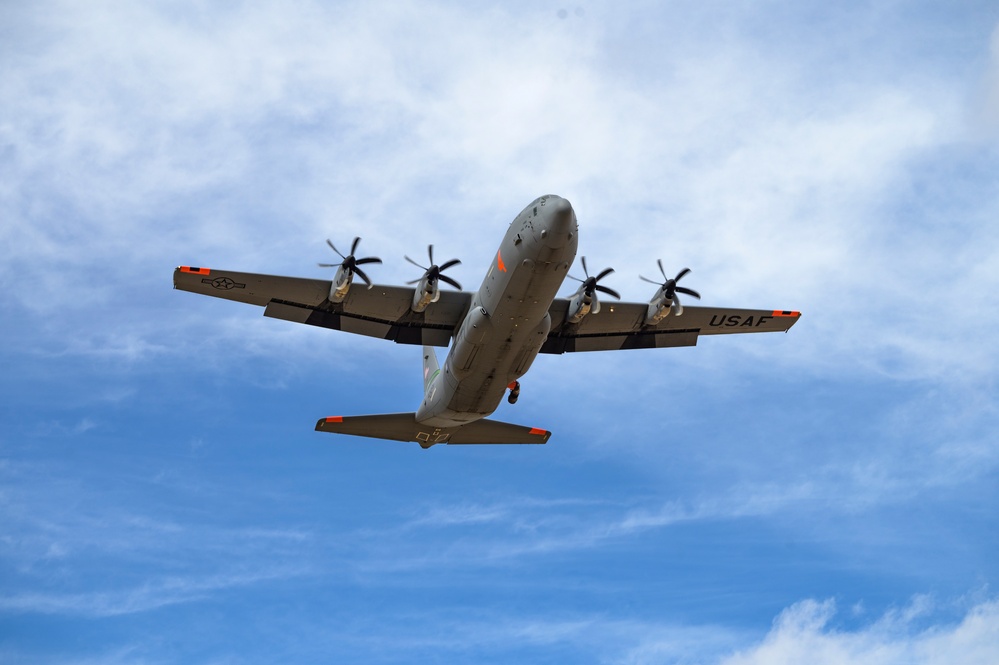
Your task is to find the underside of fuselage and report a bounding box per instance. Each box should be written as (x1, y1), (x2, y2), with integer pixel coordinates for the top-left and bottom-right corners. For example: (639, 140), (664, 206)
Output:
(414, 195), (578, 428)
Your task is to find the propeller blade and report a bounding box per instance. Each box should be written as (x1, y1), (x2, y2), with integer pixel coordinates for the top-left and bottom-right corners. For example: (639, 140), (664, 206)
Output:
(438, 258), (461, 272)
(595, 267), (615, 282)
(427, 244), (434, 266)
(595, 284), (621, 299)
(438, 274), (462, 290)
(404, 255), (426, 270)
(350, 236), (361, 256)
(657, 258), (667, 281)
(406, 278), (422, 285)
(354, 256), (382, 265)
(675, 267), (691, 281)
(326, 239), (345, 260)
(639, 275), (660, 285)
(673, 295), (684, 317)
(353, 266), (372, 287)
(676, 286), (700, 299)
(581, 256), (589, 278)
(317, 262), (342, 268)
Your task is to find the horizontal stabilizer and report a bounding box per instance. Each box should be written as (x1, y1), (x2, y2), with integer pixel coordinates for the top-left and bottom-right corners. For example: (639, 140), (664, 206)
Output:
(315, 413), (550, 447)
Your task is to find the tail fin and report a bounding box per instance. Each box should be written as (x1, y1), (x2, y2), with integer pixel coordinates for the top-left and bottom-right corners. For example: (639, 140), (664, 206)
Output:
(422, 345), (440, 396)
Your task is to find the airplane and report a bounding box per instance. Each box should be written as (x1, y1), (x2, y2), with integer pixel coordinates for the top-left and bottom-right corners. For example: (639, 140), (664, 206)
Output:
(174, 195), (800, 448)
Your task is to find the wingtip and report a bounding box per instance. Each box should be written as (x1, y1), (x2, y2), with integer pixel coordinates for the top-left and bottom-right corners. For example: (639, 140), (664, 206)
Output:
(315, 416), (344, 431)
(529, 427), (552, 443)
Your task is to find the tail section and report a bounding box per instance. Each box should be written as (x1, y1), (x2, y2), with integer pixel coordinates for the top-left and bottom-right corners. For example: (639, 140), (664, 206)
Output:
(315, 345), (551, 448)
(315, 413), (551, 448)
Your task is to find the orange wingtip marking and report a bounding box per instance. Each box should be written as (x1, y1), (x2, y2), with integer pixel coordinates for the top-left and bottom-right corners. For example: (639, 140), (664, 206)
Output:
(529, 427), (547, 436)
(497, 250), (507, 272)
(180, 266), (211, 275)
(325, 416), (344, 423)
(772, 310), (800, 317)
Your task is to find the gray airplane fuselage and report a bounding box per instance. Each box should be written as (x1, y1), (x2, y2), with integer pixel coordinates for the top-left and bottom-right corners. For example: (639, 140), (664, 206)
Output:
(416, 195), (578, 427)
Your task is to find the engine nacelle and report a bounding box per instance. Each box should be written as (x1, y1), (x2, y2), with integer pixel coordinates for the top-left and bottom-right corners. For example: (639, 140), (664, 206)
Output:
(328, 266), (353, 303)
(566, 290), (599, 324)
(411, 277), (440, 313)
(644, 289), (680, 326)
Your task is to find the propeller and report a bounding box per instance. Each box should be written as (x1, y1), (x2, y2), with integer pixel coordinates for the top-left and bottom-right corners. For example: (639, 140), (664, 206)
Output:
(404, 245), (462, 290)
(640, 260), (700, 314)
(569, 256), (620, 300)
(318, 236), (382, 288)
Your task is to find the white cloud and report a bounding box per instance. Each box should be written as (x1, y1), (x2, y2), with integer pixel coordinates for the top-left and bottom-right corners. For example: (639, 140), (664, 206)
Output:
(214, 595), (999, 665)
(718, 597), (999, 665)
(3, 0), (995, 389)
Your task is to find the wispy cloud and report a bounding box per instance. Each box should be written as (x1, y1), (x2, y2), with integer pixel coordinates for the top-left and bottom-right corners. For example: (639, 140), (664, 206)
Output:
(0, 566), (306, 618)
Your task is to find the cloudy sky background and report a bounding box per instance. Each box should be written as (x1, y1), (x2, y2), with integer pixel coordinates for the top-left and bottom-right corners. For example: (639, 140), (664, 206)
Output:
(3, 0), (999, 662)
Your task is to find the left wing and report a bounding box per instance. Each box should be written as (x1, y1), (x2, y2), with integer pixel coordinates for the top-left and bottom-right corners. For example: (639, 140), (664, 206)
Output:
(173, 266), (471, 347)
(542, 300), (800, 353)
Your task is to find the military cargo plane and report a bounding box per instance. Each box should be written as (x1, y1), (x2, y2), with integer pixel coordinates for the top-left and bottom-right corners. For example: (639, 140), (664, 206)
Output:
(174, 195), (800, 447)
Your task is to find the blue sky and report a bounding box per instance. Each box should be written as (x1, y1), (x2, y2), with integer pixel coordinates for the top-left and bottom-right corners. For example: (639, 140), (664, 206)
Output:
(2, 1), (999, 662)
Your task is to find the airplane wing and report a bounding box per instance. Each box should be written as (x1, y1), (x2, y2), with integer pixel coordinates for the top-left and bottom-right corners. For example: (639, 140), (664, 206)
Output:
(173, 266), (471, 347)
(541, 300), (801, 353)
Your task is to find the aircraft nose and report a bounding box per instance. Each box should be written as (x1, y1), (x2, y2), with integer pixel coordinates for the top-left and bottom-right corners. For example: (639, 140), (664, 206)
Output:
(543, 197), (576, 248)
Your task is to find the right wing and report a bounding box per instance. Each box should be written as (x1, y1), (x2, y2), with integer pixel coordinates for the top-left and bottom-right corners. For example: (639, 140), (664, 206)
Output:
(542, 299), (801, 353)
(173, 266), (472, 347)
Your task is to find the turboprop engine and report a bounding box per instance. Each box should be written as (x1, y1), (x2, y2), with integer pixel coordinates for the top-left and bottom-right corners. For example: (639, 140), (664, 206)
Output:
(318, 237), (382, 303)
(641, 261), (700, 326)
(565, 256), (619, 324)
(405, 245), (462, 313)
